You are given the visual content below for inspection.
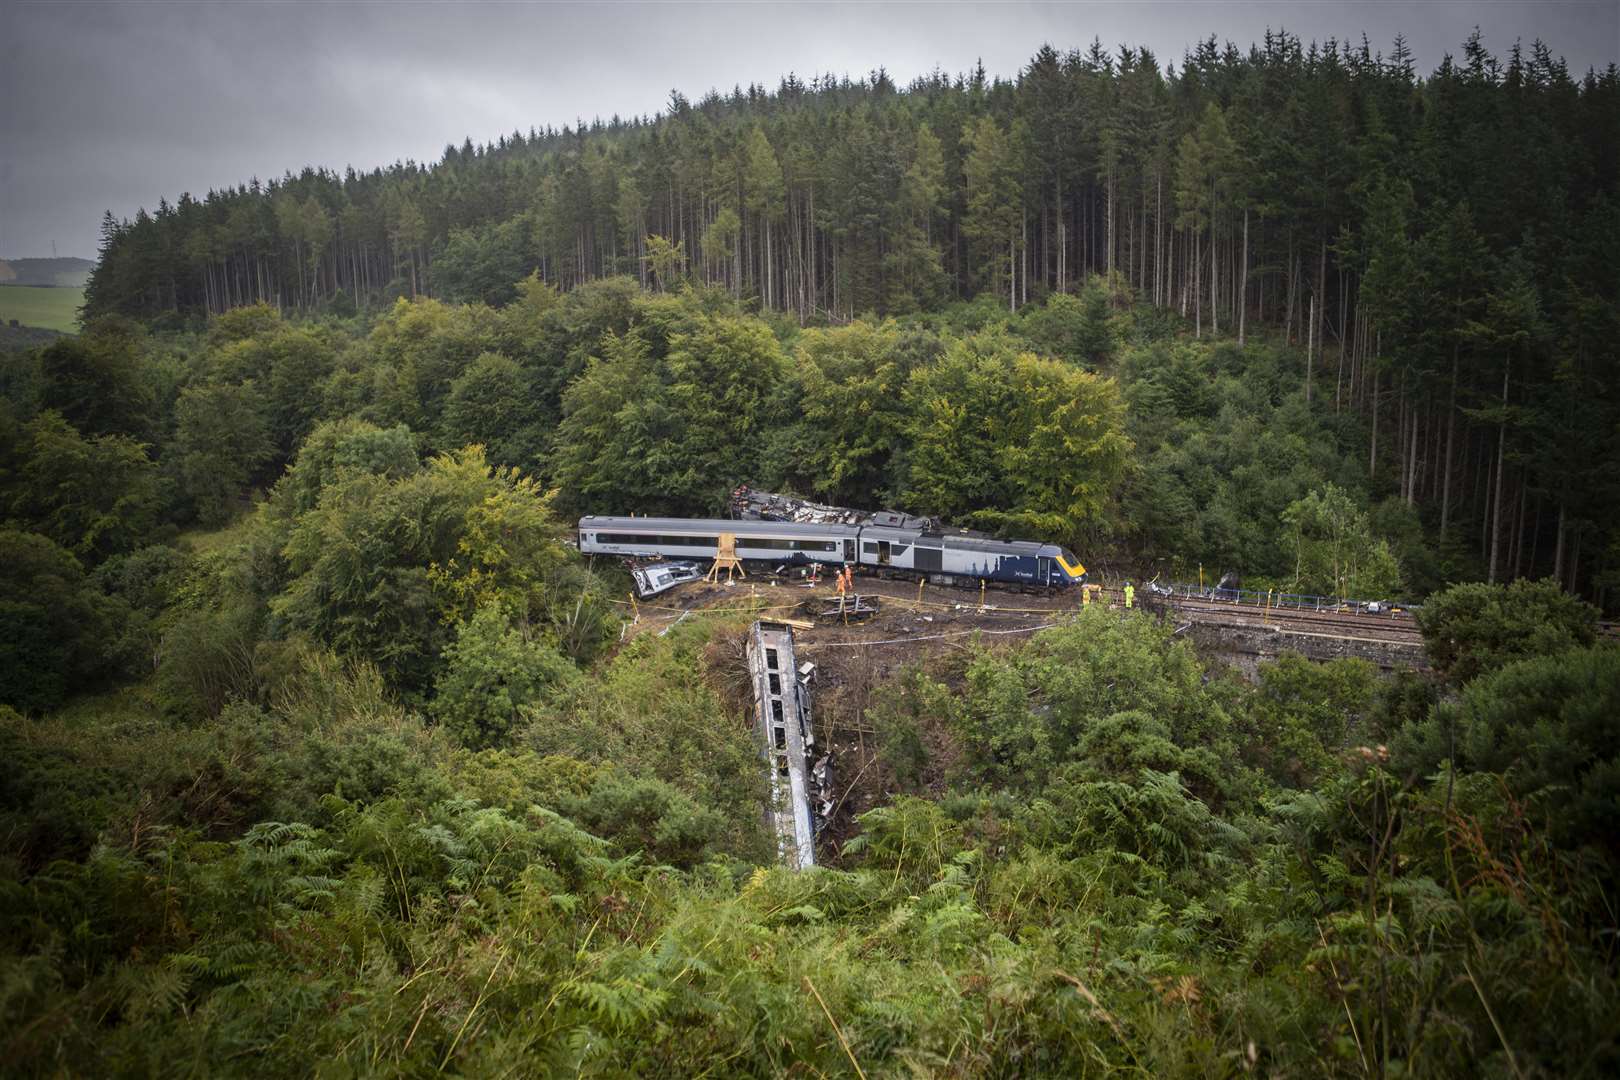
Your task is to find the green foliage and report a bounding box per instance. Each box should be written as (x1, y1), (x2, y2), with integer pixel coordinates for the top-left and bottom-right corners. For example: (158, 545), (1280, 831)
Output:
(552, 311), (788, 515)
(273, 446), (587, 693)
(440, 351), (547, 467)
(1242, 653), (1379, 786)
(0, 530), (122, 711)
(6, 411), (161, 560)
(1122, 341), (1373, 580)
(524, 620), (768, 859)
(1280, 483), (1404, 598)
(783, 322), (914, 506)
(930, 609), (1235, 798)
(173, 380), (274, 526)
(432, 604), (575, 750)
(3, 598), (1617, 1077)
(561, 771), (728, 868)
(1417, 577), (1599, 684)
(269, 415), (418, 518)
(434, 218), (533, 306)
(902, 336), (1131, 544)
(1446, 645), (1620, 854)
(1015, 279), (1118, 367)
(34, 320), (153, 438)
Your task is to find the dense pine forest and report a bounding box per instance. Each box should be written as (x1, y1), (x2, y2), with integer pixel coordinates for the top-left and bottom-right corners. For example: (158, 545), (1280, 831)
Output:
(84, 31), (1620, 604)
(3, 28), (1618, 1076)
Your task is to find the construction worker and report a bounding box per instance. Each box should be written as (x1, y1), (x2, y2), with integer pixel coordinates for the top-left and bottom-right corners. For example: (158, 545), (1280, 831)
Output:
(1123, 580), (1135, 609)
(843, 564), (855, 593)
(835, 564), (848, 597)
(1082, 583), (1092, 607)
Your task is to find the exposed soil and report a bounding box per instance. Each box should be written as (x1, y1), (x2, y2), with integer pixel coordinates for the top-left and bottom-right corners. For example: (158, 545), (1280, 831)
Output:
(630, 567), (1088, 862)
(627, 564), (1437, 865)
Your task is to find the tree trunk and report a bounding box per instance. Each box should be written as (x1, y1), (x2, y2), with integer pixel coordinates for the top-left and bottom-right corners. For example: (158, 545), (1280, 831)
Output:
(1193, 229), (1202, 335)
(1405, 410), (1418, 508)
(1488, 359), (1509, 584)
(1554, 503), (1566, 584)
(1305, 293), (1315, 403)
(1238, 207), (1248, 347)
(1569, 525), (1581, 595)
(1440, 351), (1458, 538)
(1369, 361), (1379, 478)
(1105, 168), (1115, 278)
(1316, 237), (1328, 382)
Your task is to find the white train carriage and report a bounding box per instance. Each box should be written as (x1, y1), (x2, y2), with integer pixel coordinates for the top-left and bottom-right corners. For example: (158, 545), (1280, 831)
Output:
(579, 516), (858, 566)
(579, 512), (1087, 590)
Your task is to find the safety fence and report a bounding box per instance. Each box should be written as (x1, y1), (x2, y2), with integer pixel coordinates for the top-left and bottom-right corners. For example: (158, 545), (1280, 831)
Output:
(1142, 580), (1420, 618)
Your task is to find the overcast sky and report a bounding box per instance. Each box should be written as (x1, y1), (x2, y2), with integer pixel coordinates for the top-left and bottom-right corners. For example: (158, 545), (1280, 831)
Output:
(4, 1), (1615, 260)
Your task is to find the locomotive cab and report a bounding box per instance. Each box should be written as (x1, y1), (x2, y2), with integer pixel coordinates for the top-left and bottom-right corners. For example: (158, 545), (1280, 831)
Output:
(1054, 546), (1087, 585)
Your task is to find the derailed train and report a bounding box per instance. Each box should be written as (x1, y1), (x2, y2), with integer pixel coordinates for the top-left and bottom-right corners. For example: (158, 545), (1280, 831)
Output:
(577, 512), (1088, 590)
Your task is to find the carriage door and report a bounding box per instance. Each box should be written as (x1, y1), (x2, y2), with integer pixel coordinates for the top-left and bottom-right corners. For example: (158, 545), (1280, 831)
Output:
(843, 538), (856, 562)
(877, 540), (891, 565)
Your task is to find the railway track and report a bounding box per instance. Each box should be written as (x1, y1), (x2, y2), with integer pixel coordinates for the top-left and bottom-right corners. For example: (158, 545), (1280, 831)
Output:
(843, 575), (1427, 647)
(1150, 592), (1425, 644)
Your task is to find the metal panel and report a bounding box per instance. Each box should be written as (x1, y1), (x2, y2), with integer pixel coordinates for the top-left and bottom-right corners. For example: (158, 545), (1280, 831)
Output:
(745, 622), (819, 870)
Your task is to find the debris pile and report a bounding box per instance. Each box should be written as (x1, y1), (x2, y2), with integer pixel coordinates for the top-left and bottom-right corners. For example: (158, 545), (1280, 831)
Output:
(730, 484), (936, 532)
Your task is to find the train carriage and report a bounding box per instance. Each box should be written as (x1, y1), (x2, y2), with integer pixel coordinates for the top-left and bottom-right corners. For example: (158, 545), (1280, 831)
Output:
(578, 511), (1087, 590)
(579, 516), (858, 566)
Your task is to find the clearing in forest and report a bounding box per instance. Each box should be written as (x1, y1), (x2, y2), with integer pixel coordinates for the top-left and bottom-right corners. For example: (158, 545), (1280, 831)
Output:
(0, 285), (83, 333)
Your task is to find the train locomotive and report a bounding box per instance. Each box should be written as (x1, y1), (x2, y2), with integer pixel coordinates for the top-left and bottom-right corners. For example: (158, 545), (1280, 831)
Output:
(577, 503), (1088, 591)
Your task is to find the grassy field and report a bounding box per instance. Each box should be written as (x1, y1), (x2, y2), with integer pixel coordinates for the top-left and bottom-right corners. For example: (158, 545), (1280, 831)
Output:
(0, 285), (83, 333)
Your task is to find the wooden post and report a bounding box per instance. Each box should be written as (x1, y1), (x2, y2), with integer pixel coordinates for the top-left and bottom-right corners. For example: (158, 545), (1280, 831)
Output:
(706, 533), (745, 584)
(916, 578), (925, 605)
(979, 579), (986, 610)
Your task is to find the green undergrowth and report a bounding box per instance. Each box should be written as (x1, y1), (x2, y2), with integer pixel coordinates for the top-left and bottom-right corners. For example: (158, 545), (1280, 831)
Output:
(3, 603), (1617, 1075)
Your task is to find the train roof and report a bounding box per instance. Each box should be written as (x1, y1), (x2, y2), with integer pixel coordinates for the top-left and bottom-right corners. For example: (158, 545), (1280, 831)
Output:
(580, 516), (860, 536)
(946, 535), (1047, 556)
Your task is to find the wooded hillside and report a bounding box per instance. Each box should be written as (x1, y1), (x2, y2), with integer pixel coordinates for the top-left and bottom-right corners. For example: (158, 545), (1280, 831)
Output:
(3, 29), (1618, 1075)
(82, 31), (1620, 605)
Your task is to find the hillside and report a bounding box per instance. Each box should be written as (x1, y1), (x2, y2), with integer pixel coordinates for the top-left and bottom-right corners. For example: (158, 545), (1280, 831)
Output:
(1, 26), (1616, 1077)
(0, 284), (83, 333)
(4, 268), (1619, 1072)
(0, 256), (95, 288)
(77, 31), (1620, 610)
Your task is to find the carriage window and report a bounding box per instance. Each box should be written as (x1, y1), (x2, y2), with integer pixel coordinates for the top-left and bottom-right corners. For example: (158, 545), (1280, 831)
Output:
(596, 533), (717, 547)
(734, 537), (838, 552)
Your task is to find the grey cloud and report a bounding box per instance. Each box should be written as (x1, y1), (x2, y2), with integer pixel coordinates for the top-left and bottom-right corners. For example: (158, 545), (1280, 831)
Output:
(3, 1), (1615, 258)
